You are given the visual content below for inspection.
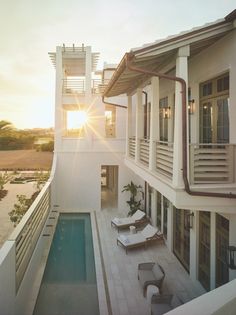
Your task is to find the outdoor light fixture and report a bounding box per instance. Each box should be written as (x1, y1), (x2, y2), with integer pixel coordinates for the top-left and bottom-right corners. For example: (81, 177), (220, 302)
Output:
(188, 99), (195, 114)
(225, 246), (236, 269)
(184, 212), (194, 229)
(164, 107), (171, 119)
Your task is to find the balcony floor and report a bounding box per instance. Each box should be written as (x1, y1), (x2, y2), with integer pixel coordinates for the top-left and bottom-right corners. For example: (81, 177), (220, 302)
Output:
(96, 207), (205, 315)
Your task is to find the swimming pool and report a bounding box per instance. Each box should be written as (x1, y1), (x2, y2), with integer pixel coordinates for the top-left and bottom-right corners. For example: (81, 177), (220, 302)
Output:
(33, 213), (99, 315)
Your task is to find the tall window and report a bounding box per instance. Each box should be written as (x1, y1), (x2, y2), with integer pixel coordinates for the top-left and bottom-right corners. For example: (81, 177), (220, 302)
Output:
(105, 105), (116, 137)
(200, 73), (229, 143)
(216, 214), (229, 287)
(199, 211), (211, 291)
(159, 97), (169, 142)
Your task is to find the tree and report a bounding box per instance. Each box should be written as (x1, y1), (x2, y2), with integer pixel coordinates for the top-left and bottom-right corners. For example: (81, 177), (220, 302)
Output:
(0, 120), (14, 132)
(122, 181), (144, 216)
(0, 172), (9, 190)
(34, 171), (50, 191)
(8, 195), (32, 226)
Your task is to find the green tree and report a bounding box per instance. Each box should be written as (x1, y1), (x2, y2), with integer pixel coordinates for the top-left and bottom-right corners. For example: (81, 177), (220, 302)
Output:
(0, 120), (14, 132)
(0, 173), (9, 190)
(34, 171), (50, 191)
(8, 195), (32, 226)
(122, 181), (144, 216)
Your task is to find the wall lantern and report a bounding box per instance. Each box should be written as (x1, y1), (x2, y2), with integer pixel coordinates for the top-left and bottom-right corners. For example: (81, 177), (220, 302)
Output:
(188, 99), (195, 115)
(184, 212), (194, 229)
(164, 107), (171, 119)
(225, 246), (236, 270)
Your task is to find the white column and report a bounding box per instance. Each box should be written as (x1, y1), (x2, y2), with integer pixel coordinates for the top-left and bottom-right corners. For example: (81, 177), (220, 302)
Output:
(151, 190), (157, 226)
(85, 46), (92, 98)
(135, 88), (144, 163)
(149, 77), (159, 171)
(172, 45), (190, 187)
(54, 46), (63, 152)
(126, 95), (132, 157)
(167, 202), (173, 251)
(210, 212), (216, 290)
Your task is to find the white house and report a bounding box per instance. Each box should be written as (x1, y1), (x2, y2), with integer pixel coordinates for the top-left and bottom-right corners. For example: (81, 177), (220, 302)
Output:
(0, 9), (236, 315)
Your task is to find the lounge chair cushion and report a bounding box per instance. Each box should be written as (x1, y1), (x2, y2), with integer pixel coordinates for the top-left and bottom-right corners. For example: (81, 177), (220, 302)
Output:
(141, 224), (158, 239)
(118, 233), (145, 246)
(132, 209), (145, 220)
(112, 217), (133, 226)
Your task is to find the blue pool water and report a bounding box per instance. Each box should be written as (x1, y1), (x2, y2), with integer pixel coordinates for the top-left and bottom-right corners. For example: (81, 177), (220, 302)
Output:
(33, 213), (99, 315)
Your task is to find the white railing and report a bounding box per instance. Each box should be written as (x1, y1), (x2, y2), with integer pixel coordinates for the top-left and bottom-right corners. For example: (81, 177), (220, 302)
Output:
(62, 78), (103, 94)
(190, 143), (235, 184)
(156, 141), (173, 178)
(140, 138), (150, 166)
(9, 182), (51, 290)
(129, 137), (136, 158)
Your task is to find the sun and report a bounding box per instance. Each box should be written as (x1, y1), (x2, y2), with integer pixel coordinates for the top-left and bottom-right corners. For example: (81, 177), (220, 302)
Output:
(67, 110), (89, 129)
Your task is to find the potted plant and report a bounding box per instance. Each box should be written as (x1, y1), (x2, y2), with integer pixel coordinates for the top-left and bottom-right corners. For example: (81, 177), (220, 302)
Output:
(122, 181), (144, 216)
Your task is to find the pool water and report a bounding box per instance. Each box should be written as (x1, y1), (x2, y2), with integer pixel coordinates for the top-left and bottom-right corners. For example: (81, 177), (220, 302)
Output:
(33, 213), (99, 315)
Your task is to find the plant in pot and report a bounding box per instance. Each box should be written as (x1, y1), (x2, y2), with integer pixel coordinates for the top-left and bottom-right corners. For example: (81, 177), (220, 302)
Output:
(122, 181), (144, 216)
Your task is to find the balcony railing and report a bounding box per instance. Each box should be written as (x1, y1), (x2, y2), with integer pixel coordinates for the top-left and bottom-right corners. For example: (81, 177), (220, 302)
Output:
(156, 141), (173, 178)
(62, 78), (109, 94)
(140, 138), (150, 166)
(190, 143), (235, 184)
(10, 182), (51, 291)
(129, 137), (136, 158)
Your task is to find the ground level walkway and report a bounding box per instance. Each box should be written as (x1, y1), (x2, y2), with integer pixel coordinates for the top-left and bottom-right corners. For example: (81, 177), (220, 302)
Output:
(96, 208), (205, 315)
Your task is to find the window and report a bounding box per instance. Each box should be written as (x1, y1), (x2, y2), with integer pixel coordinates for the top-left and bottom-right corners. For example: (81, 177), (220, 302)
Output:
(105, 105), (116, 137)
(199, 73), (229, 143)
(65, 110), (88, 138)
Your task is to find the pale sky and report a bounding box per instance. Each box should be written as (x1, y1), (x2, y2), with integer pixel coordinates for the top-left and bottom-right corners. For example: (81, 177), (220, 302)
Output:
(0, 0), (235, 129)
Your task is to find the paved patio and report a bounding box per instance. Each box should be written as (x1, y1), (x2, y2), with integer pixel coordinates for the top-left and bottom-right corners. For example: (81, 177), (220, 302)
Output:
(96, 207), (205, 315)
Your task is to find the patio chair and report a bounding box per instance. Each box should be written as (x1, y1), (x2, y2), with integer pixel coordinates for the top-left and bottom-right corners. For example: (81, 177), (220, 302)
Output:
(117, 224), (163, 254)
(150, 293), (173, 315)
(111, 209), (147, 232)
(138, 262), (165, 297)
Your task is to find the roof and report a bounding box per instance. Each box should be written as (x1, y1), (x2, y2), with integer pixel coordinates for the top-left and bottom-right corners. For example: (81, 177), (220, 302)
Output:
(104, 10), (236, 97)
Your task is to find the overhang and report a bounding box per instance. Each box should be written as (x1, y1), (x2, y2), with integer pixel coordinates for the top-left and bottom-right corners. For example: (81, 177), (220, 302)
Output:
(104, 11), (236, 98)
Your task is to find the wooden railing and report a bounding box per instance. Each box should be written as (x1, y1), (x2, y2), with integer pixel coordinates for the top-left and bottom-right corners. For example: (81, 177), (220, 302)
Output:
(140, 138), (150, 166)
(156, 141), (173, 178)
(129, 137), (136, 158)
(10, 182), (51, 291)
(190, 143), (235, 184)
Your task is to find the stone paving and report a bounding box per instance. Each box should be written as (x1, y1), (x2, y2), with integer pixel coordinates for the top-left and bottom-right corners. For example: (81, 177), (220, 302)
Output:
(0, 181), (36, 247)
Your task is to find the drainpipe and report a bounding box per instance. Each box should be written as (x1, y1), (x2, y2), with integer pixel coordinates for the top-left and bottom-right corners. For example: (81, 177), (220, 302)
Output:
(102, 68), (127, 109)
(125, 53), (236, 199)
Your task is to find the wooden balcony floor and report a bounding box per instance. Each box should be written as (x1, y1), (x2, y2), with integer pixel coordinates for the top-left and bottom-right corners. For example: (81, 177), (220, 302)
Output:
(96, 207), (205, 315)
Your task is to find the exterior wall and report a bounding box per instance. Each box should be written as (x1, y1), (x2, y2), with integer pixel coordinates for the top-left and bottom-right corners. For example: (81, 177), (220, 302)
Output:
(53, 152), (143, 212)
(0, 242), (15, 315)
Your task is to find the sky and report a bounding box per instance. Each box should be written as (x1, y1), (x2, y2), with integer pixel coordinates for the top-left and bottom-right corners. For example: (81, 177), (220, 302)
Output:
(0, 0), (235, 129)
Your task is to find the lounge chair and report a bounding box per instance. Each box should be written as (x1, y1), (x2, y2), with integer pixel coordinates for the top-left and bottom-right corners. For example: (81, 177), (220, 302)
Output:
(111, 209), (147, 232)
(150, 294), (173, 315)
(138, 262), (165, 297)
(117, 224), (163, 254)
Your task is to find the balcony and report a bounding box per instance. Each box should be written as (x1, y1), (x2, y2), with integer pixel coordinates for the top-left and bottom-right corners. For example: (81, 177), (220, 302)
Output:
(62, 78), (110, 95)
(128, 137), (236, 186)
(190, 143), (235, 184)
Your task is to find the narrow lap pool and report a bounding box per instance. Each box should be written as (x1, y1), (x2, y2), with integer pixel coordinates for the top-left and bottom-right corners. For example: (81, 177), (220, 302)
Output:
(33, 213), (99, 315)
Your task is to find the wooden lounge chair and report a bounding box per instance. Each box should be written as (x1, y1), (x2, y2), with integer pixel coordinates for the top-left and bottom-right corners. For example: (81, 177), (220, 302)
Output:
(117, 224), (163, 254)
(111, 209), (147, 232)
(138, 262), (165, 297)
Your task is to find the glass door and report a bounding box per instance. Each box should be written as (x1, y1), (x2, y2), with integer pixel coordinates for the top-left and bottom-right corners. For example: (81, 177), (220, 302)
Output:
(198, 211), (211, 291)
(173, 208), (190, 272)
(216, 214), (229, 287)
